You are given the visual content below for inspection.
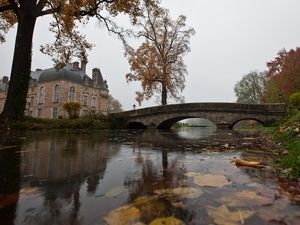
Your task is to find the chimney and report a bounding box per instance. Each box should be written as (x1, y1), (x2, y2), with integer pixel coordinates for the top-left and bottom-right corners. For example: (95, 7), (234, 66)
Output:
(92, 68), (99, 86)
(81, 60), (87, 74)
(2, 76), (8, 84)
(72, 61), (79, 70)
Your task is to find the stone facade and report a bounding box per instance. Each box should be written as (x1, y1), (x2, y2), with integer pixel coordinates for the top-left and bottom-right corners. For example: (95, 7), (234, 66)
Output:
(0, 62), (109, 118)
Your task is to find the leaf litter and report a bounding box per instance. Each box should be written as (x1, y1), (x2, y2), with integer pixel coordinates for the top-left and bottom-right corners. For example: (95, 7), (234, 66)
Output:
(206, 205), (254, 225)
(220, 190), (273, 207)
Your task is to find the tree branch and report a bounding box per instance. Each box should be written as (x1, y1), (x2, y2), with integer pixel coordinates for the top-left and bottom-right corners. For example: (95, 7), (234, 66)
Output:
(6, 0), (19, 14)
(0, 4), (13, 13)
(38, 6), (60, 17)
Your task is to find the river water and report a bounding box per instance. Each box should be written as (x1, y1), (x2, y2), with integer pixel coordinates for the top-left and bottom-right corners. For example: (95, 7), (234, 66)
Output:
(0, 128), (299, 225)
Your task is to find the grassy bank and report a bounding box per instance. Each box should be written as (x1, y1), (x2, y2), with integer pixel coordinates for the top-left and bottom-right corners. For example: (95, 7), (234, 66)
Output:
(272, 111), (300, 178)
(7, 114), (126, 131)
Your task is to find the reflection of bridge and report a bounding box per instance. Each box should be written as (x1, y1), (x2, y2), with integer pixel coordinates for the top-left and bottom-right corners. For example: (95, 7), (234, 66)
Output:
(114, 103), (287, 129)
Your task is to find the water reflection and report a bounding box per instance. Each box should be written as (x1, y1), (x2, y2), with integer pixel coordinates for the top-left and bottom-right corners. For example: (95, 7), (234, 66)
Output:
(174, 127), (217, 139)
(0, 133), (21, 225)
(0, 129), (299, 225)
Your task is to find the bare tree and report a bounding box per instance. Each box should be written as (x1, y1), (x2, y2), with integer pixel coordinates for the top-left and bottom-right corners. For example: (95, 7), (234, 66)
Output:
(234, 71), (267, 104)
(107, 95), (123, 113)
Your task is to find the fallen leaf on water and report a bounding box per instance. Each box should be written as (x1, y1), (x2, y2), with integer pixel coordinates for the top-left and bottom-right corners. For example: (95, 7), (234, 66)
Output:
(0, 193), (19, 209)
(154, 187), (203, 198)
(104, 186), (126, 198)
(206, 205), (254, 225)
(231, 159), (264, 168)
(258, 198), (300, 225)
(133, 195), (156, 205)
(184, 172), (202, 177)
(193, 174), (231, 187)
(104, 205), (141, 225)
(259, 205), (300, 225)
(220, 190), (273, 207)
(133, 195), (169, 220)
(149, 216), (185, 225)
(20, 187), (40, 195)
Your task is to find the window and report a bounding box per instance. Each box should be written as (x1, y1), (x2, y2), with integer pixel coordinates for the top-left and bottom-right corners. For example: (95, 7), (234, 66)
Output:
(39, 87), (45, 104)
(38, 108), (43, 118)
(92, 97), (96, 107)
(69, 86), (75, 102)
(30, 96), (34, 106)
(53, 85), (59, 102)
(52, 107), (58, 119)
(83, 95), (88, 106)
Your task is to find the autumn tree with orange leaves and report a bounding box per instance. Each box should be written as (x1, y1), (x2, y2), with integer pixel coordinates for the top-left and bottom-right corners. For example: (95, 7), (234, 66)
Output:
(264, 48), (300, 103)
(125, 1), (195, 106)
(0, 0), (157, 122)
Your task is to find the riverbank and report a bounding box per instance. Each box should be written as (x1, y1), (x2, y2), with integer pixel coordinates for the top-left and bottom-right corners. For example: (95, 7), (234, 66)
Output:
(271, 111), (300, 178)
(6, 114), (126, 131)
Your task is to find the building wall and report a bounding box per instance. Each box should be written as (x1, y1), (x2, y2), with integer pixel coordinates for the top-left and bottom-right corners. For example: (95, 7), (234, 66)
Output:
(0, 90), (7, 113)
(0, 78), (108, 119)
(25, 79), (109, 119)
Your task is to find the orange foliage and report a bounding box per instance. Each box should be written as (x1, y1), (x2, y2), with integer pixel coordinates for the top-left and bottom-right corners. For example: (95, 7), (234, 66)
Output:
(0, 0), (156, 64)
(125, 1), (195, 105)
(265, 48), (300, 102)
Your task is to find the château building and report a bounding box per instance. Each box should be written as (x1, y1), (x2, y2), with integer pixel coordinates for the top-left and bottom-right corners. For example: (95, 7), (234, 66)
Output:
(0, 61), (109, 118)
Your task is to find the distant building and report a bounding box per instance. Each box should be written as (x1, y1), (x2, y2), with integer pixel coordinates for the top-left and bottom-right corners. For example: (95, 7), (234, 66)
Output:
(0, 61), (109, 118)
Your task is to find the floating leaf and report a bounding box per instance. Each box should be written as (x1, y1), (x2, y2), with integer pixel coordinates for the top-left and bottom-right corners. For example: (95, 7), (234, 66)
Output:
(231, 159), (264, 168)
(184, 172), (202, 177)
(149, 216), (185, 225)
(193, 174), (231, 187)
(220, 190), (273, 207)
(20, 187), (39, 195)
(104, 186), (126, 198)
(0, 193), (19, 209)
(132, 195), (171, 221)
(133, 195), (161, 207)
(104, 205), (141, 225)
(206, 205), (254, 225)
(154, 187), (203, 199)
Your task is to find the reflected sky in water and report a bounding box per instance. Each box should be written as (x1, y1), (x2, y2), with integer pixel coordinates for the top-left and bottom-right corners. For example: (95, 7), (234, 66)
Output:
(0, 129), (299, 225)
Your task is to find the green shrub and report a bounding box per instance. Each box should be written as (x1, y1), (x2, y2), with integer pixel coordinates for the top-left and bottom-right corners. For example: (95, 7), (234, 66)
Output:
(63, 102), (81, 119)
(289, 92), (300, 110)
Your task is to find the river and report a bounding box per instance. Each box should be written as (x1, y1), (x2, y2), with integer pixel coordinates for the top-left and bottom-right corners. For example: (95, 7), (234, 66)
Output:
(0, 128), (299, 225)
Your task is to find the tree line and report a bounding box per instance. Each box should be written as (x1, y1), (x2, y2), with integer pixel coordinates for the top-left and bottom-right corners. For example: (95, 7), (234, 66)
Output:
(234, 47), (300, 108)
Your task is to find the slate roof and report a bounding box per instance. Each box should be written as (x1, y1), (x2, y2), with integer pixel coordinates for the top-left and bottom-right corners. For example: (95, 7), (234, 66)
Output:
(34, 66), (108, 90)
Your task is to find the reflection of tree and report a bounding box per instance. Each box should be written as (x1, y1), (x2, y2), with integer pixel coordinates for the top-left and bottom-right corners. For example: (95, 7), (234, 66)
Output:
(0, 133), (21, 225)
(124, 150), (192, 224)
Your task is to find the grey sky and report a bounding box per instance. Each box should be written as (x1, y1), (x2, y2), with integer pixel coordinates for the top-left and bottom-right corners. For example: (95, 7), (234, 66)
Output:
(1, 0), (300, 110)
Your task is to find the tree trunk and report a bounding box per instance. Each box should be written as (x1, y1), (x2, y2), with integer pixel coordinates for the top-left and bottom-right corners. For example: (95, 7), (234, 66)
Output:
(1, 13), (37, 122)
(161, 82), (167, 105)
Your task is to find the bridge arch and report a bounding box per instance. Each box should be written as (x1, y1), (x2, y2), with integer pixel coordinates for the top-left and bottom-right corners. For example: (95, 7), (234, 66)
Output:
(157, 116), (216, 129)
(230, 118), (265, 129)
(127, 122), (147, 129)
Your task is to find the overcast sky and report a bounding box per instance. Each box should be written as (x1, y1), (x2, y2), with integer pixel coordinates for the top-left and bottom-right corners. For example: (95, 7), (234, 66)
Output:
(1, 0), (300, 110)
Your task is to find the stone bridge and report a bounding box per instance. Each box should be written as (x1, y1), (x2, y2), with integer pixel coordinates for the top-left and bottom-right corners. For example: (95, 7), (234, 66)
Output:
(113, 103), (287, 129)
